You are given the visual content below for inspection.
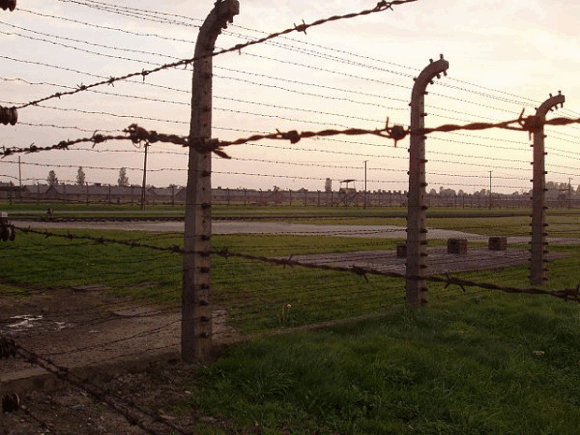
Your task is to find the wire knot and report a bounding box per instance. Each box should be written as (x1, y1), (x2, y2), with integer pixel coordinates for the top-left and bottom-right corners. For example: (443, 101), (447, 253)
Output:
(521, 115), (543, 132)
(374, 1), (393, 11)
(92, 132), (106, 146)
(278, 130), (301, 144)
(125, 124), (152, 144)
(56, 140), (70, 150)
(293, 20), (308, 35)
(384, 118), (408, 147)
(192, 137), (231, 159)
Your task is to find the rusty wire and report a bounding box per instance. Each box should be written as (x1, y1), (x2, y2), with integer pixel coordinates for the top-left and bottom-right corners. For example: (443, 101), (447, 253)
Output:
(8, 339), (193, 435)
(19, 404), (60, 434)
(0, 122), (404, 158)
(19, 7), (197, 43)
(1, 133), (125, 158)
(419, 109), (570, 138)
(3, 110), (580, 159)
(14, 1), (416, 111)
(15, 226), (185, 254)
(0, 125), (188, 158)
(212, 248), (580, 303)
(13, 226), (580, 304)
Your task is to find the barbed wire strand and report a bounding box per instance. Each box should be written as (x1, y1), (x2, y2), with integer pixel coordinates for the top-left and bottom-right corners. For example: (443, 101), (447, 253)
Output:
(3, 110), (580, 160)
(9, 342), (193, 435)
(13, 0), (418, 111)
(12, 226), (580, 303)
(49, 0), (552, 108)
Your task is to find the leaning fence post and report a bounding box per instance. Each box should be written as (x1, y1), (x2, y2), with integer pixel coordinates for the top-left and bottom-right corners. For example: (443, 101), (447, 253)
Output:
(182, 0), (239, 364)
(530, 92), (565, 286)
(406, 55), (449, 307)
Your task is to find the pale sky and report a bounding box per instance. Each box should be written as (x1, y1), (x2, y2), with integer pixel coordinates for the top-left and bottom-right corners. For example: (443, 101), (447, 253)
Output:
(1, 0), (579, 194)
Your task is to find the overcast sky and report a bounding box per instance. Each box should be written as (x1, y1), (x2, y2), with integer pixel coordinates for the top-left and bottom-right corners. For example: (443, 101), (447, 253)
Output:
(1, 0), (578, 194)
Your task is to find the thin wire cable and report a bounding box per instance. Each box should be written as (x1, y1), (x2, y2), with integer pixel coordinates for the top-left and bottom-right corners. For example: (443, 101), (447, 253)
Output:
(13, 0), (419, 110)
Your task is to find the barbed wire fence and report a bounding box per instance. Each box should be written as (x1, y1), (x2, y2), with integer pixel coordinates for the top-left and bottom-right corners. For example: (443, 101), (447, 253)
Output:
(1, 0), (580, 432)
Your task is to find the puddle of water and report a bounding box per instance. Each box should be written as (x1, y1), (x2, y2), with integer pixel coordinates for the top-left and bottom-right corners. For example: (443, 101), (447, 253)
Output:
(3, 315), (71, 336)
(7, 314), (43, 329)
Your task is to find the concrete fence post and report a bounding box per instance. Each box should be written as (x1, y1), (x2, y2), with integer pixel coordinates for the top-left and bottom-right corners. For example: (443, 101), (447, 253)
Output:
(406, 55), (449, 307)
(182, 0), (239, 364)
(530, 92), (565, 286)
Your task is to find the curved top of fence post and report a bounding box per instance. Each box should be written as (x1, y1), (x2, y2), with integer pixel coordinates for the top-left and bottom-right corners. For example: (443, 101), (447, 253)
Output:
(411, 54), (449, 102)
(195, 0), (240, 58)
(535, 91), (565, 119)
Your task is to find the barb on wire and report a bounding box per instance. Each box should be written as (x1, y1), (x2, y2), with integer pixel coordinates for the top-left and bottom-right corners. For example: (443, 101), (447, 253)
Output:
(5, 109), (580, 159)
(0, 105), (18, 125)
(419, 108), (575, 137)
(11, 226), (580, 303)
(218, 122), (408, 148)
(0, 126), (187, 158)
(0, 0), (16, 12)
(1, 133), (126, 158)
(0, 122), (407, 158)
(14, 0), (416, 110)
(14, 226), (186, 254)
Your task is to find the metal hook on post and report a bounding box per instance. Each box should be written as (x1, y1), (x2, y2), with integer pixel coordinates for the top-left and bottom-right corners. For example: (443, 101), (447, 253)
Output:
(530, 92), (565, 287)
(406, 55), (449, 308)
(182, 0), (240, 364)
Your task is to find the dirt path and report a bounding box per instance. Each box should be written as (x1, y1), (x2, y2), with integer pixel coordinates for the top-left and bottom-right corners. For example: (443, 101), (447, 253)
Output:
(0, 286), (239, 393)
(16, 220), (485, 240)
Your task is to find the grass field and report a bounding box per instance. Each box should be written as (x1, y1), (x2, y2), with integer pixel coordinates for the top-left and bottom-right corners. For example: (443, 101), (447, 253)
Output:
(2, 212), (579, 434)
(0, 201), (562, 216)
(183, 292), (580, 434)
(1, 223), (579, 332)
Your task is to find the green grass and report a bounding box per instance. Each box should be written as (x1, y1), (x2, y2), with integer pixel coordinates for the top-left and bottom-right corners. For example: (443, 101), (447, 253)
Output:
(184, 293), (580, 434)
(2, 224), (580, 433)
(0, 231), (408, 329)
(2, 228), (580, 335)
